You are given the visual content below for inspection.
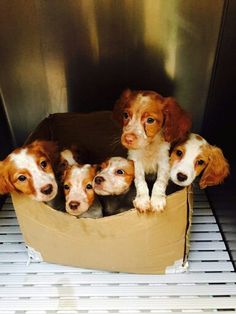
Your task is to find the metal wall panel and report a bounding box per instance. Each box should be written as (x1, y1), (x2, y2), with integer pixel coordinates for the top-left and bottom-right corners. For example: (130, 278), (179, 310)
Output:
(202, 0), (236, 269)
(0, 0), (224, 145)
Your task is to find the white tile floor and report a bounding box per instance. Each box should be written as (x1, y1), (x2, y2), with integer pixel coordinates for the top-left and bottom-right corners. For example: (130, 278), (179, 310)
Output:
(0, 186), (236, 313)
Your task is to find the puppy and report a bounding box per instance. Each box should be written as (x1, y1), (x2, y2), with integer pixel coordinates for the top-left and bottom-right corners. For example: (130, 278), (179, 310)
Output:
(62, 164), (102, 218)
(93, 157), (135, 216)
(113, 89), (191, 212)
(0, 140), (58, 202)
(170, 133), (230, 188)
(48, 145), (87, 212)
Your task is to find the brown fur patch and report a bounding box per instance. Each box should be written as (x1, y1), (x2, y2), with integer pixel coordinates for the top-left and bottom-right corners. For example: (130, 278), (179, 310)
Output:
(0, 158), (36, 196)
(113, 89), (164, 128)
(83, 176), (95, 206)
(162, 97), (192, 143)
(193, 146), (210, 177)
(27, 140), (59, 170)
(0, 160), (15, 194)
(169, 145), (186, 166)
(122, 159), (134, 187)
(199, 145), (230, 189)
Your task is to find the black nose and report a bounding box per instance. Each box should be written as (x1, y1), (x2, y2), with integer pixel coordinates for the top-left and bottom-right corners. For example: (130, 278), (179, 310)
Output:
(69, 201), (80, 210)
(177, 172), (188, 182)
(41, 184), (53, 195)
(94, 176), (105, 184)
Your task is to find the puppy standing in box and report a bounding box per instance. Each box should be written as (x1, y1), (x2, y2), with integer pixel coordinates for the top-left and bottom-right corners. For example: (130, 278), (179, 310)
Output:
(113, 89), (191, 212)
(93, 156), (135, 216)
(0, 140), (58, 202)
(170, 133), (230, 188)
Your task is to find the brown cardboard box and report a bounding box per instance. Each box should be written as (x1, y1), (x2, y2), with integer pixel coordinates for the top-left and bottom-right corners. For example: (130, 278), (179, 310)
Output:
(11, 111), (192, 274)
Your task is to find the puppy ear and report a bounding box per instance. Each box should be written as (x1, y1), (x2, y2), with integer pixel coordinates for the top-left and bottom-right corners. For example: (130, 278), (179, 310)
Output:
(199, 146), (230, 189)
(58, 159), (70, 176)
(91, 164), (99, 171)
(31, 140), (59, 165)
(60, 166), (71, 183)
(69, 144), (81, 163)
(90, 165), (97, 177)
(162, 97), (192, 143)
(0, 161), (15, 194)
(112, 89), (132, 125)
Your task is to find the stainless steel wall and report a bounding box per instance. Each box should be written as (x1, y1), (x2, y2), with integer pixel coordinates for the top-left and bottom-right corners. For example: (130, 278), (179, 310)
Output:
(0, 0), (224, 145)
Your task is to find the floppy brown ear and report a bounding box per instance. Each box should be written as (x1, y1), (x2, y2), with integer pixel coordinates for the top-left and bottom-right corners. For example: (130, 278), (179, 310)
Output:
(112, 89), (132, 125)
(0, 161), (15, 195)
(162, 97), (192, 143)
(31, 140), (59, 165)
(199, 146), (230, 189)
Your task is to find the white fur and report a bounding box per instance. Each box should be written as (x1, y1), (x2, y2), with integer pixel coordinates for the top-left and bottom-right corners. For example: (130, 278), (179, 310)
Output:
(60, 149), (77, 166)
(10, 149), (57, 202)
(65, 165), (93, 215)
(170, 133), (207, 187)
(128, 133), (171, 212)
(93, 157), (133, 196)
(124, 113), (148, 144)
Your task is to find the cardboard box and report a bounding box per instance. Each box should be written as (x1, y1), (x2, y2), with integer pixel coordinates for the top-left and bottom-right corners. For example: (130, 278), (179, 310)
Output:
(11, 111), (193, 274)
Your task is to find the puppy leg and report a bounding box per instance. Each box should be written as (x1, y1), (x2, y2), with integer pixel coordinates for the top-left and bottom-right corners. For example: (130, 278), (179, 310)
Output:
(133, 160), (150, 212)
(151, 144), (170, 212)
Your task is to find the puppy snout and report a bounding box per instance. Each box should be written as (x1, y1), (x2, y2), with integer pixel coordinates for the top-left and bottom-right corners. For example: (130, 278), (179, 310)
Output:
(94, 176), (105, 185)
(124, 133), (137, 145)
(177, 172), (188, 182)
(41, 184), (53, 195)
(69, 201), (80, 210)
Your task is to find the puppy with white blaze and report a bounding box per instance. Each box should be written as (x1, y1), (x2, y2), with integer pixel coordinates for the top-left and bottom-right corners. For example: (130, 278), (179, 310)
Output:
(0, 140), (58, 202)
(62, 164), (102, 218)
(113, 89), (191, 212)
(170, 133), (230, 188)
(93, 157), (135, 216)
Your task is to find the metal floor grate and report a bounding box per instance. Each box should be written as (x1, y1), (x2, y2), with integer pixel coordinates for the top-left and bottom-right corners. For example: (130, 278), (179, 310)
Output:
(0, 186), (236, 313)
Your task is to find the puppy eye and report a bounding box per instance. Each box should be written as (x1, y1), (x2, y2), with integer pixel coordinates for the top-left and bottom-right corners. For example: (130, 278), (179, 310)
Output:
(146, 117), (155, 124)
(18, 175), (27, 182)
(116, 169), (125, 175)
(86, 183), (93, 190)
(197, 159), (205, 166)
(176, 150), (183, 157)
(40, 160), (47, 168)
(64, 184), (70, 190)
(123, 112), (129, 119)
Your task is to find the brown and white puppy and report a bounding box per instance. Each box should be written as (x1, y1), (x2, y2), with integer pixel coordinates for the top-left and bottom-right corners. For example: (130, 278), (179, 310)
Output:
(170, 133), (230, 188)
(0, 140), (58, 202)
(62, 164), (102, 218)
(93, 157), (135, 216)
(113, 89), (191, 212)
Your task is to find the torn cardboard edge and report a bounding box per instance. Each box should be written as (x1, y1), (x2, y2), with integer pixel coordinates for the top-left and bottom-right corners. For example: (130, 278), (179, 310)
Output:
(11, 111), (193, 274)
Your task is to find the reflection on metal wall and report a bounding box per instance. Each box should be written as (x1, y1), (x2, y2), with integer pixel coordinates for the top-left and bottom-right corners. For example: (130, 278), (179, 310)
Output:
(0, 0), (224, 145)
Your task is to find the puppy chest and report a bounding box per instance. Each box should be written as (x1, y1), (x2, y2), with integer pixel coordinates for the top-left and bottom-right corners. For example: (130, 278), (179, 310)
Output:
(143, 157), (158, 174)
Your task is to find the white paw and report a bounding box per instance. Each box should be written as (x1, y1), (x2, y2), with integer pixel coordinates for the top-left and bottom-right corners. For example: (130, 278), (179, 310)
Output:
(150, 194), (166, 212)
(133, 195), (150, 212)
